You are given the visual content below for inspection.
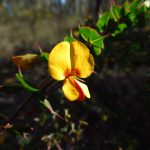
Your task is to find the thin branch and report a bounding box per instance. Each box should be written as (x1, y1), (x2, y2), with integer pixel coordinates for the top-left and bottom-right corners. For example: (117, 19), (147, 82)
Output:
(0, 75), (55, 133)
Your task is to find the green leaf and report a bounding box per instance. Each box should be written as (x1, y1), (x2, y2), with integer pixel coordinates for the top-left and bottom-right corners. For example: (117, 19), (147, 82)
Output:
(97, 11), (111, 32)
(79, 27), (104, 55)
(112, 23), (127, 36)
(110, 5), (122, 22)
(79, 27), (104, 48)
(124, 1), (131, 14)
(40, 52), (49, 61)
(118, 23), (127, 31)
(16, 73), (39, 92)
(124, 0), (139, 14)
(130, 0), (139, 11)
(128, 12), (136, 23)
(79, 27), (91, 41)
(91, 38), (104, 48)
(93, 47), (102, 55)
(64, 35), (74, 43)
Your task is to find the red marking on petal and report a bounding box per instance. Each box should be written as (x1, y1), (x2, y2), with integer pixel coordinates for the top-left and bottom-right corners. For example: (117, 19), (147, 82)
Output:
(64, 68), (81, 79)
(72, 68), (80, 77)
(73, 78), (85, 101)
(64, 69), (71, 78)
(75, 69), (81, 76)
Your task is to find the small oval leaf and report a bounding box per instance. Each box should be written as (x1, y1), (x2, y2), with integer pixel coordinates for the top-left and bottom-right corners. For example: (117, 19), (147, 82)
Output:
(97, 11), (111, 32)
(93, 47), (102, 55)
(79, 27), (104, 48)
(16, 73), (39, 92)
(12, 54), (40, 70)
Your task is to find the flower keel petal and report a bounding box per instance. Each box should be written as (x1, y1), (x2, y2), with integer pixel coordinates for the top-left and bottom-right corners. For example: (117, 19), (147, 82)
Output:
(62, 77), (79, 101)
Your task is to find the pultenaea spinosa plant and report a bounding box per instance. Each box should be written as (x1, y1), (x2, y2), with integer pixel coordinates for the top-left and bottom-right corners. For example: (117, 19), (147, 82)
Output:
(0, 1), (149, 147)
(12, 40), (95, 101)
(11, 0), (149, 98)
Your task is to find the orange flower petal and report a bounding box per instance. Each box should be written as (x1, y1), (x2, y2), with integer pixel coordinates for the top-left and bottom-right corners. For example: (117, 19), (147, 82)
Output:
(70, 40), (94, 78)
(62, 77), (79, 101)
(48, 41), (71, 80)
(62, 77), (90, 101)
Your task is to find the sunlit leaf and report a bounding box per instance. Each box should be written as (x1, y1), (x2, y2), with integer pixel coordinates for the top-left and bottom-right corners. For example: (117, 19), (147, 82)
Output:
(79, 27), (104, 47)
(79, 27), (104, 55)
(97, 5), (122, 31)
(79, 27), (91, 41)
(124, 1), (131, 14)
(130, 0), (140, 11)
(12, 54), (40, 70)
(93, 47), (102, 55)
(91, 38), (104, 48)
(110, 5), (122, 22)
(112, 23), (127, 36)
(128, 12), (136, 23)
(16, 73), (39, 92)
(124, 0), (139, 14)
(118, 23), (127, 31)
(97, 11), (111, 32)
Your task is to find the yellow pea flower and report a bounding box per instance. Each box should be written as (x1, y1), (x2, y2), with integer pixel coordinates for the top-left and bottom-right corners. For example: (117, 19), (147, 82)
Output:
(48, 40), (94, 101)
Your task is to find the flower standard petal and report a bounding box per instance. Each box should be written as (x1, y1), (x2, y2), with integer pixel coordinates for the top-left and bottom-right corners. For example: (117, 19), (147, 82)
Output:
(70, 41), (94, 78)
(48, 41), (71, 81)
(62, 77), (79, 101)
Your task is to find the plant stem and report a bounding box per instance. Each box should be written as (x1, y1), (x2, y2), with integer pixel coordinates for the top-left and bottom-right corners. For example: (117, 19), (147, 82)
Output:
(0, 76), (55, 133)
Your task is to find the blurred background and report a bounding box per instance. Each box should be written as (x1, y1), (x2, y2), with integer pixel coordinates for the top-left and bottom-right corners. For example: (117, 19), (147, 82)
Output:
(0, 0), (150, 150)
(0, 0), (112, 61)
